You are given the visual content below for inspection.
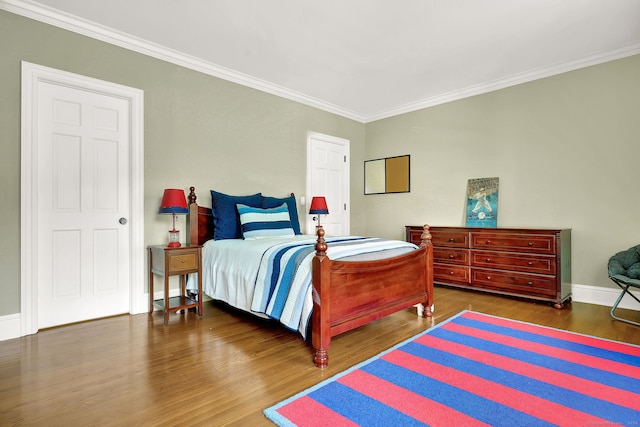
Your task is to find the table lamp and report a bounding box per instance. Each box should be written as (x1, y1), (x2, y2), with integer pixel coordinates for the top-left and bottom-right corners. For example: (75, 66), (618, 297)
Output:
(159, 188), (188, 247)
(309, 196), (329, 228)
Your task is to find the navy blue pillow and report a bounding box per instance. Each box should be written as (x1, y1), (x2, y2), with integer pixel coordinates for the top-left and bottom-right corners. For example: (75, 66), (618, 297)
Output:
(262, 194), (302, 235)
(210, 190), (262, 240)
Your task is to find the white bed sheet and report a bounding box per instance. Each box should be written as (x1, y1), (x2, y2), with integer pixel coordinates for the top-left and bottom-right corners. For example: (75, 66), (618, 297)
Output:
(187, 235), (318, 316)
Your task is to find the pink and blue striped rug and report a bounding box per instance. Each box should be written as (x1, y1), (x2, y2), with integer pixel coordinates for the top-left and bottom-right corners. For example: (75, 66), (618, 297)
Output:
(264, 310), (640, 426)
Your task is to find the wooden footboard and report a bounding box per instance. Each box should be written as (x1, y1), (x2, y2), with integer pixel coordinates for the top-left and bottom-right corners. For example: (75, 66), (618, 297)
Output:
(311, 225), (433, 368)
(186, 187), (434, 368)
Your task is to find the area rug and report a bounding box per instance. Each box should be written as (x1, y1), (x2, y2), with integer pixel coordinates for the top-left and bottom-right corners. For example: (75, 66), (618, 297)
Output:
(264, 310), (640, 426)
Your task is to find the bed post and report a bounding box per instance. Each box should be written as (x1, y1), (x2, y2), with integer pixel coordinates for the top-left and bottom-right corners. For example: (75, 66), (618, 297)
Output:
(187, 186), (197, 205)
(187, 187), (198, 245)
(311, 226), (331, 368)
(420, 224), (434, 317)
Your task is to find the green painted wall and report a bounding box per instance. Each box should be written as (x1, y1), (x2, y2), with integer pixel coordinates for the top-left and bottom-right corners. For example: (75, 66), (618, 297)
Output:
(364, 54), (640, 291)
(0, 10), (366, 316)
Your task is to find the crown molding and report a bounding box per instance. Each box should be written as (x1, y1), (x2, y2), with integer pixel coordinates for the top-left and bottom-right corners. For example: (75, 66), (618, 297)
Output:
(3, 0), (639, 124)
(364, 42), (640, 123)
(0, 0), (366, 122)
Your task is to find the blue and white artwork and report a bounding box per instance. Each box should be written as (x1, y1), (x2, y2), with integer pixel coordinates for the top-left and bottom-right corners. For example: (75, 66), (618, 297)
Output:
(465, 177), (499, 227)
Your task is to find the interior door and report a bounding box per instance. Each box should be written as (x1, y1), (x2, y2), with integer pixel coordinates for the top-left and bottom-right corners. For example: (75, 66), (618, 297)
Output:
(306, 132), (350, 236)
(36, 81), (131, 328)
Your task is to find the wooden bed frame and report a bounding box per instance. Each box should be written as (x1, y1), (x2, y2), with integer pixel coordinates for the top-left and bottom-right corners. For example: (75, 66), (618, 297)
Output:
(186, 187), (434, 368)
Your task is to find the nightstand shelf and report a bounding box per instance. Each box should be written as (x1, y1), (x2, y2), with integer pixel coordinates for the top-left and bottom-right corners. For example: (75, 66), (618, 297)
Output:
(148, 244), (203, 325)
(153, 295), (198, 311)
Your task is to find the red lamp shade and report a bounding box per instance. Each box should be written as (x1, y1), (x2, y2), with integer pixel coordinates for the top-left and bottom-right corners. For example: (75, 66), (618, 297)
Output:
(159, 189), (188, 247)
(309, 196), (329, 215)
(159, 189), (188, 214)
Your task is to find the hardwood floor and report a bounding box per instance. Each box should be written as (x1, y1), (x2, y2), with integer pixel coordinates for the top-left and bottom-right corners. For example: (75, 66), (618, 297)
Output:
(1, 286), (639, 426)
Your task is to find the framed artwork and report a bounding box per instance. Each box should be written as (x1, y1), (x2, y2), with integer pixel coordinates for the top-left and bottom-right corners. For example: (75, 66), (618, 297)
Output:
(465, 177), (499, 227)
(364, 155), (410, 194)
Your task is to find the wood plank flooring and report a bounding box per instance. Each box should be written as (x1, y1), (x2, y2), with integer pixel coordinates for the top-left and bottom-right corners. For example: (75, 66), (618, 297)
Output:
(1, 286), (639, 426)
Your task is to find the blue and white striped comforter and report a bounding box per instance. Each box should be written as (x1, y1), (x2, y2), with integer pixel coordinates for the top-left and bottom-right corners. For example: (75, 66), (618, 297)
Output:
(190, 235), (418, 338)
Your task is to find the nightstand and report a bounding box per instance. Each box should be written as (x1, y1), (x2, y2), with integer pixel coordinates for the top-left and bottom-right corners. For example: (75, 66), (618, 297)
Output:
(148, 244), (203, 325)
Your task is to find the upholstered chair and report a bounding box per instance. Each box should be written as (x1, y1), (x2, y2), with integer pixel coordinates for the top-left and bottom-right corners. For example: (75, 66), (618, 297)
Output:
(608, 244), (640, 326)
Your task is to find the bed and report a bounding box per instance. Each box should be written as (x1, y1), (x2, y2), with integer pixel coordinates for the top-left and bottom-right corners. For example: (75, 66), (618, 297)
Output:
(186, 187), (434, 368)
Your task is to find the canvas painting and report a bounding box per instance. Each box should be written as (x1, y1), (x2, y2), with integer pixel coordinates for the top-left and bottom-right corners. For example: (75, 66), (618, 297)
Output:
(465, 177), (499, 227)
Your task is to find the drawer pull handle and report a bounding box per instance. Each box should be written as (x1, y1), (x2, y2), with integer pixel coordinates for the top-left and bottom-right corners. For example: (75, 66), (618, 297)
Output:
(485, 258), (491, 262)
(181, 260), (186, 263)
(528, 242), (534, 246)
(528, 281), (533, 285)
(448, 238), (455, 242)
(528, 261), (533, 266)
(449, 271), (454, 275)
(486, 240), (492, 244)
(449, 254), (455, 259)
(486, 276), (492, 280)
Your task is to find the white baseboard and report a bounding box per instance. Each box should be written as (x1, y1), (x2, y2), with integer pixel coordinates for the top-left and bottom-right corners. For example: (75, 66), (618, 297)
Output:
(2, 284), (636, 342)
(0, 290), (183, 342)
(571, 283), (640, 311)
(0, 313), (21, 341)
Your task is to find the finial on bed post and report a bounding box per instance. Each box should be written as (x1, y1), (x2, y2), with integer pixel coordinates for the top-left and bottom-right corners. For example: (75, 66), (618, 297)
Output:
(315, 226), (327, 256)
(420, 224), (432, 247)
(188, 187), (196, 205)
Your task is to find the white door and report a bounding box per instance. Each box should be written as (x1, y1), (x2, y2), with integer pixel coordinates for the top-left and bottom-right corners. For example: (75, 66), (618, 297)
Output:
(306, 132), (350, 236)
(36, 81), (131, 328)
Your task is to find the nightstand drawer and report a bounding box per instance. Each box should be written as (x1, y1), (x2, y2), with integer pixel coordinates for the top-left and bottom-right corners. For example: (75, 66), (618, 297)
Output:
(169, 252), (198, 272)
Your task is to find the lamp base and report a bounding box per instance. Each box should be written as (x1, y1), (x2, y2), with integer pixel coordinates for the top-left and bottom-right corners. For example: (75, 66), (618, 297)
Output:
(167, 230), (181, 247)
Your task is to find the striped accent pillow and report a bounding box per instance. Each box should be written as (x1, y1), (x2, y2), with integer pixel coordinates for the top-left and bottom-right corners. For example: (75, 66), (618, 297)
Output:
(237, 203), (295, 239)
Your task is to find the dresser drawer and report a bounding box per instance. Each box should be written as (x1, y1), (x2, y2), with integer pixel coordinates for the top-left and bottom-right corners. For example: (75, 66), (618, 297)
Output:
(434, 264), (470, 284)
(471, 232), (556, 255)
(434, 247), (470, 265)
(471, 268), (556, 296)
(168, 251), (199, 273)
(430, 230), (469, 248)
(471, 250), (556, 275)
(406, 228), (426, 246)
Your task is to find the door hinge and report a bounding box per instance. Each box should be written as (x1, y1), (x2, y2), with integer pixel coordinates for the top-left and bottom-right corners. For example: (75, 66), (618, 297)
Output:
(344, 155), (347, 162)
(344, 203), (347, 210)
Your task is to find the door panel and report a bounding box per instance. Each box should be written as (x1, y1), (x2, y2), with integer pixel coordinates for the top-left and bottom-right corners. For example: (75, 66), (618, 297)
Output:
(37, 81), (130, 328)
(52, 230), (81, 298)
(307, 133), (350, 236)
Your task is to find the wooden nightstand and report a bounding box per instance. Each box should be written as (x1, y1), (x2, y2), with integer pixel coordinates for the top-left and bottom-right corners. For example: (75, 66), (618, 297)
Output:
(148, 244), (203, 325)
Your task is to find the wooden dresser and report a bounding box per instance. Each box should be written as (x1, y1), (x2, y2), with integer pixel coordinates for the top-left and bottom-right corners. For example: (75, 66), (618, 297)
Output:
(406, 226), (572, 308)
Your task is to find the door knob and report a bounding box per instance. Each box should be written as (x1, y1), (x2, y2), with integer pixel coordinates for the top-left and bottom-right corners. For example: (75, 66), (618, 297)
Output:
(119, 217), (127, 225)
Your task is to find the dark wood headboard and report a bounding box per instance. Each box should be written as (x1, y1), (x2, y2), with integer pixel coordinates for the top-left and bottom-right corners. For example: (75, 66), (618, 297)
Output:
(187, 187), (214, 245)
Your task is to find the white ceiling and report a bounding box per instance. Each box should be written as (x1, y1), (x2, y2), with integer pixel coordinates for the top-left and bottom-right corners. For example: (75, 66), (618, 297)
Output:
(5, 0), (640, 122)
